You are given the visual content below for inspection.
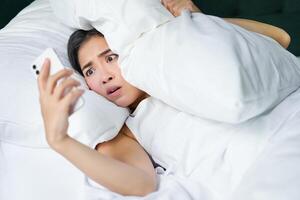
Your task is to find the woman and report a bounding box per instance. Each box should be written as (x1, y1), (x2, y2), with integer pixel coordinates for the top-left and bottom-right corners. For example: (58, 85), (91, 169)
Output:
(37, 0), (291, 197)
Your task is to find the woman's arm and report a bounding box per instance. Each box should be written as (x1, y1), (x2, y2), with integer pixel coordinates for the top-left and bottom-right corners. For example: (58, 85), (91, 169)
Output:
(37, 60), (156, 196)
(162, 0), (291, 49)
(54, 132), (156, 196)
(224, 18), (291, 49)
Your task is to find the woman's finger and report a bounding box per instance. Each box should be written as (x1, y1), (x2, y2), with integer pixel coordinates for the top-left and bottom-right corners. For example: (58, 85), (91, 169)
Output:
(161, 0), (175, 16)
(173, 4), (184, 16)
(37, 58), (51, 93)
(61, 88), (85, 113)
(54, 78), (81, 100)
(46, 68), (74, 94)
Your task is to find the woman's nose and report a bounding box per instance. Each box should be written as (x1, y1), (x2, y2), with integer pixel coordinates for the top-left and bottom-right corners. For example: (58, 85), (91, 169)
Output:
(101, 68), (114, 84)
(102, 76), (113, 84)
(98, 64), (115, 84)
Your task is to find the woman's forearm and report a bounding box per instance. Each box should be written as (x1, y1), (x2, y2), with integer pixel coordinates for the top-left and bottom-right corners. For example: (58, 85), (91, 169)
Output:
(224, 18), (291, 48)
(53, 136), (155, 196)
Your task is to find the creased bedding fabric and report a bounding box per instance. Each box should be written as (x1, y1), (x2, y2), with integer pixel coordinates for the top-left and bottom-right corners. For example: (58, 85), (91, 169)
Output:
(125, 87), (300, 200)
(84, 172), (217, 200)
(80, 85), (300, 200)
(49, 0), (300, 123)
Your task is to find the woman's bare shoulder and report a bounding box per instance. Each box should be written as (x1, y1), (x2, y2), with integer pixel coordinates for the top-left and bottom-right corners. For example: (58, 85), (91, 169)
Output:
(95, 127), (156, 183)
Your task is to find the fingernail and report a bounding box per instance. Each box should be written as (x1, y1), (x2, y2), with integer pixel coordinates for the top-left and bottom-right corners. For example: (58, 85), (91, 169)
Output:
(43, 58), (50, 63)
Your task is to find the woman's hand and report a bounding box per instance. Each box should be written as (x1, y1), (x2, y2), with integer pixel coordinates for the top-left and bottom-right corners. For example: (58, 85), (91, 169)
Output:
(37, 58), (84, 149)
(161, 0), (201, 17)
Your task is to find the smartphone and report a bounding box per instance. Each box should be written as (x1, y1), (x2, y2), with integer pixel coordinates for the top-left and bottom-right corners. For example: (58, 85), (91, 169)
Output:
(32, 48), (85, 113)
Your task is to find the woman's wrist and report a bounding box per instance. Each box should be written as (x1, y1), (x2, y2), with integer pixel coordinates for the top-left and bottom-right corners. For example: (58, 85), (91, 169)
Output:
(48, 134), (71, 152)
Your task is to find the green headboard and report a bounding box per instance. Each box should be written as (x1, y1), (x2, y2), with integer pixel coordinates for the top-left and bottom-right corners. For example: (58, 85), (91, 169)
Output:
(193, 0), (300, 56)
(1, 0), (299, 55)
(0, 0), (34, 28)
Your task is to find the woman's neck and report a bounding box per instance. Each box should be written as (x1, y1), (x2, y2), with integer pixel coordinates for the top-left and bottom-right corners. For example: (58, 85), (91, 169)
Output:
(128, 93), (149, 113)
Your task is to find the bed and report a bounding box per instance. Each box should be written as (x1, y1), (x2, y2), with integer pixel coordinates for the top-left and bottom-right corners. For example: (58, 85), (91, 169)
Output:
(1, 77), (300, 200)
(1, 0), (300, 200)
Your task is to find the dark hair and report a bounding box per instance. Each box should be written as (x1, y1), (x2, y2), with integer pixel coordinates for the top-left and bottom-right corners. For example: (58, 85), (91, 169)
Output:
(67, 29), (104, 76)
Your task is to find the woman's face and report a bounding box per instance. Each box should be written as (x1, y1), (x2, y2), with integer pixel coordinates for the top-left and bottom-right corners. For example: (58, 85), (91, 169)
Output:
(77, 35), (145, 108)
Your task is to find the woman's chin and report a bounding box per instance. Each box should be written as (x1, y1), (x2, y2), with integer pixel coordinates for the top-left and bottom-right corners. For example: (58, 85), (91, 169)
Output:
(112, 98), (131, 108)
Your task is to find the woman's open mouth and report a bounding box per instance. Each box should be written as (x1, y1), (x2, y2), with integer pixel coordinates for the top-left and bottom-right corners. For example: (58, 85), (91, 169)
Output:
(106, 86), (122, 97)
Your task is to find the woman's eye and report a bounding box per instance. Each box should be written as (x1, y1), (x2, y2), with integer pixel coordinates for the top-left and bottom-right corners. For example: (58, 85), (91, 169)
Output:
(105, 54), (119, 63)
(85, 68), (95, 77)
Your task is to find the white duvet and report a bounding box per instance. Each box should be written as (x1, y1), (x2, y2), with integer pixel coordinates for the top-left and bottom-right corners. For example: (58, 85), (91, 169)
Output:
(82, 84), (300, 200)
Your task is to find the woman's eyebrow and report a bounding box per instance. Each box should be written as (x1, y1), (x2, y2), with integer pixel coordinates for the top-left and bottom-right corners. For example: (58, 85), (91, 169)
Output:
(98, 49), (111, 58)
(81, 49), (112, 72)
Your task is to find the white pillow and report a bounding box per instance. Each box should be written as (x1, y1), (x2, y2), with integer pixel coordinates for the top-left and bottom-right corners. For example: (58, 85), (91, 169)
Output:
(120, 11), (300, 123)
(49, 0), (174, 58)
(0, 0), (129, 148)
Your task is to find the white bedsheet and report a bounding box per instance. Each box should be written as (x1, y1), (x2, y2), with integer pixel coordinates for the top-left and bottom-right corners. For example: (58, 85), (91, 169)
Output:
(0, 142), (85, 200)
(0, 142), (216, 200)
(231, 110), (300, 200)
(84, 173), (216, 200)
